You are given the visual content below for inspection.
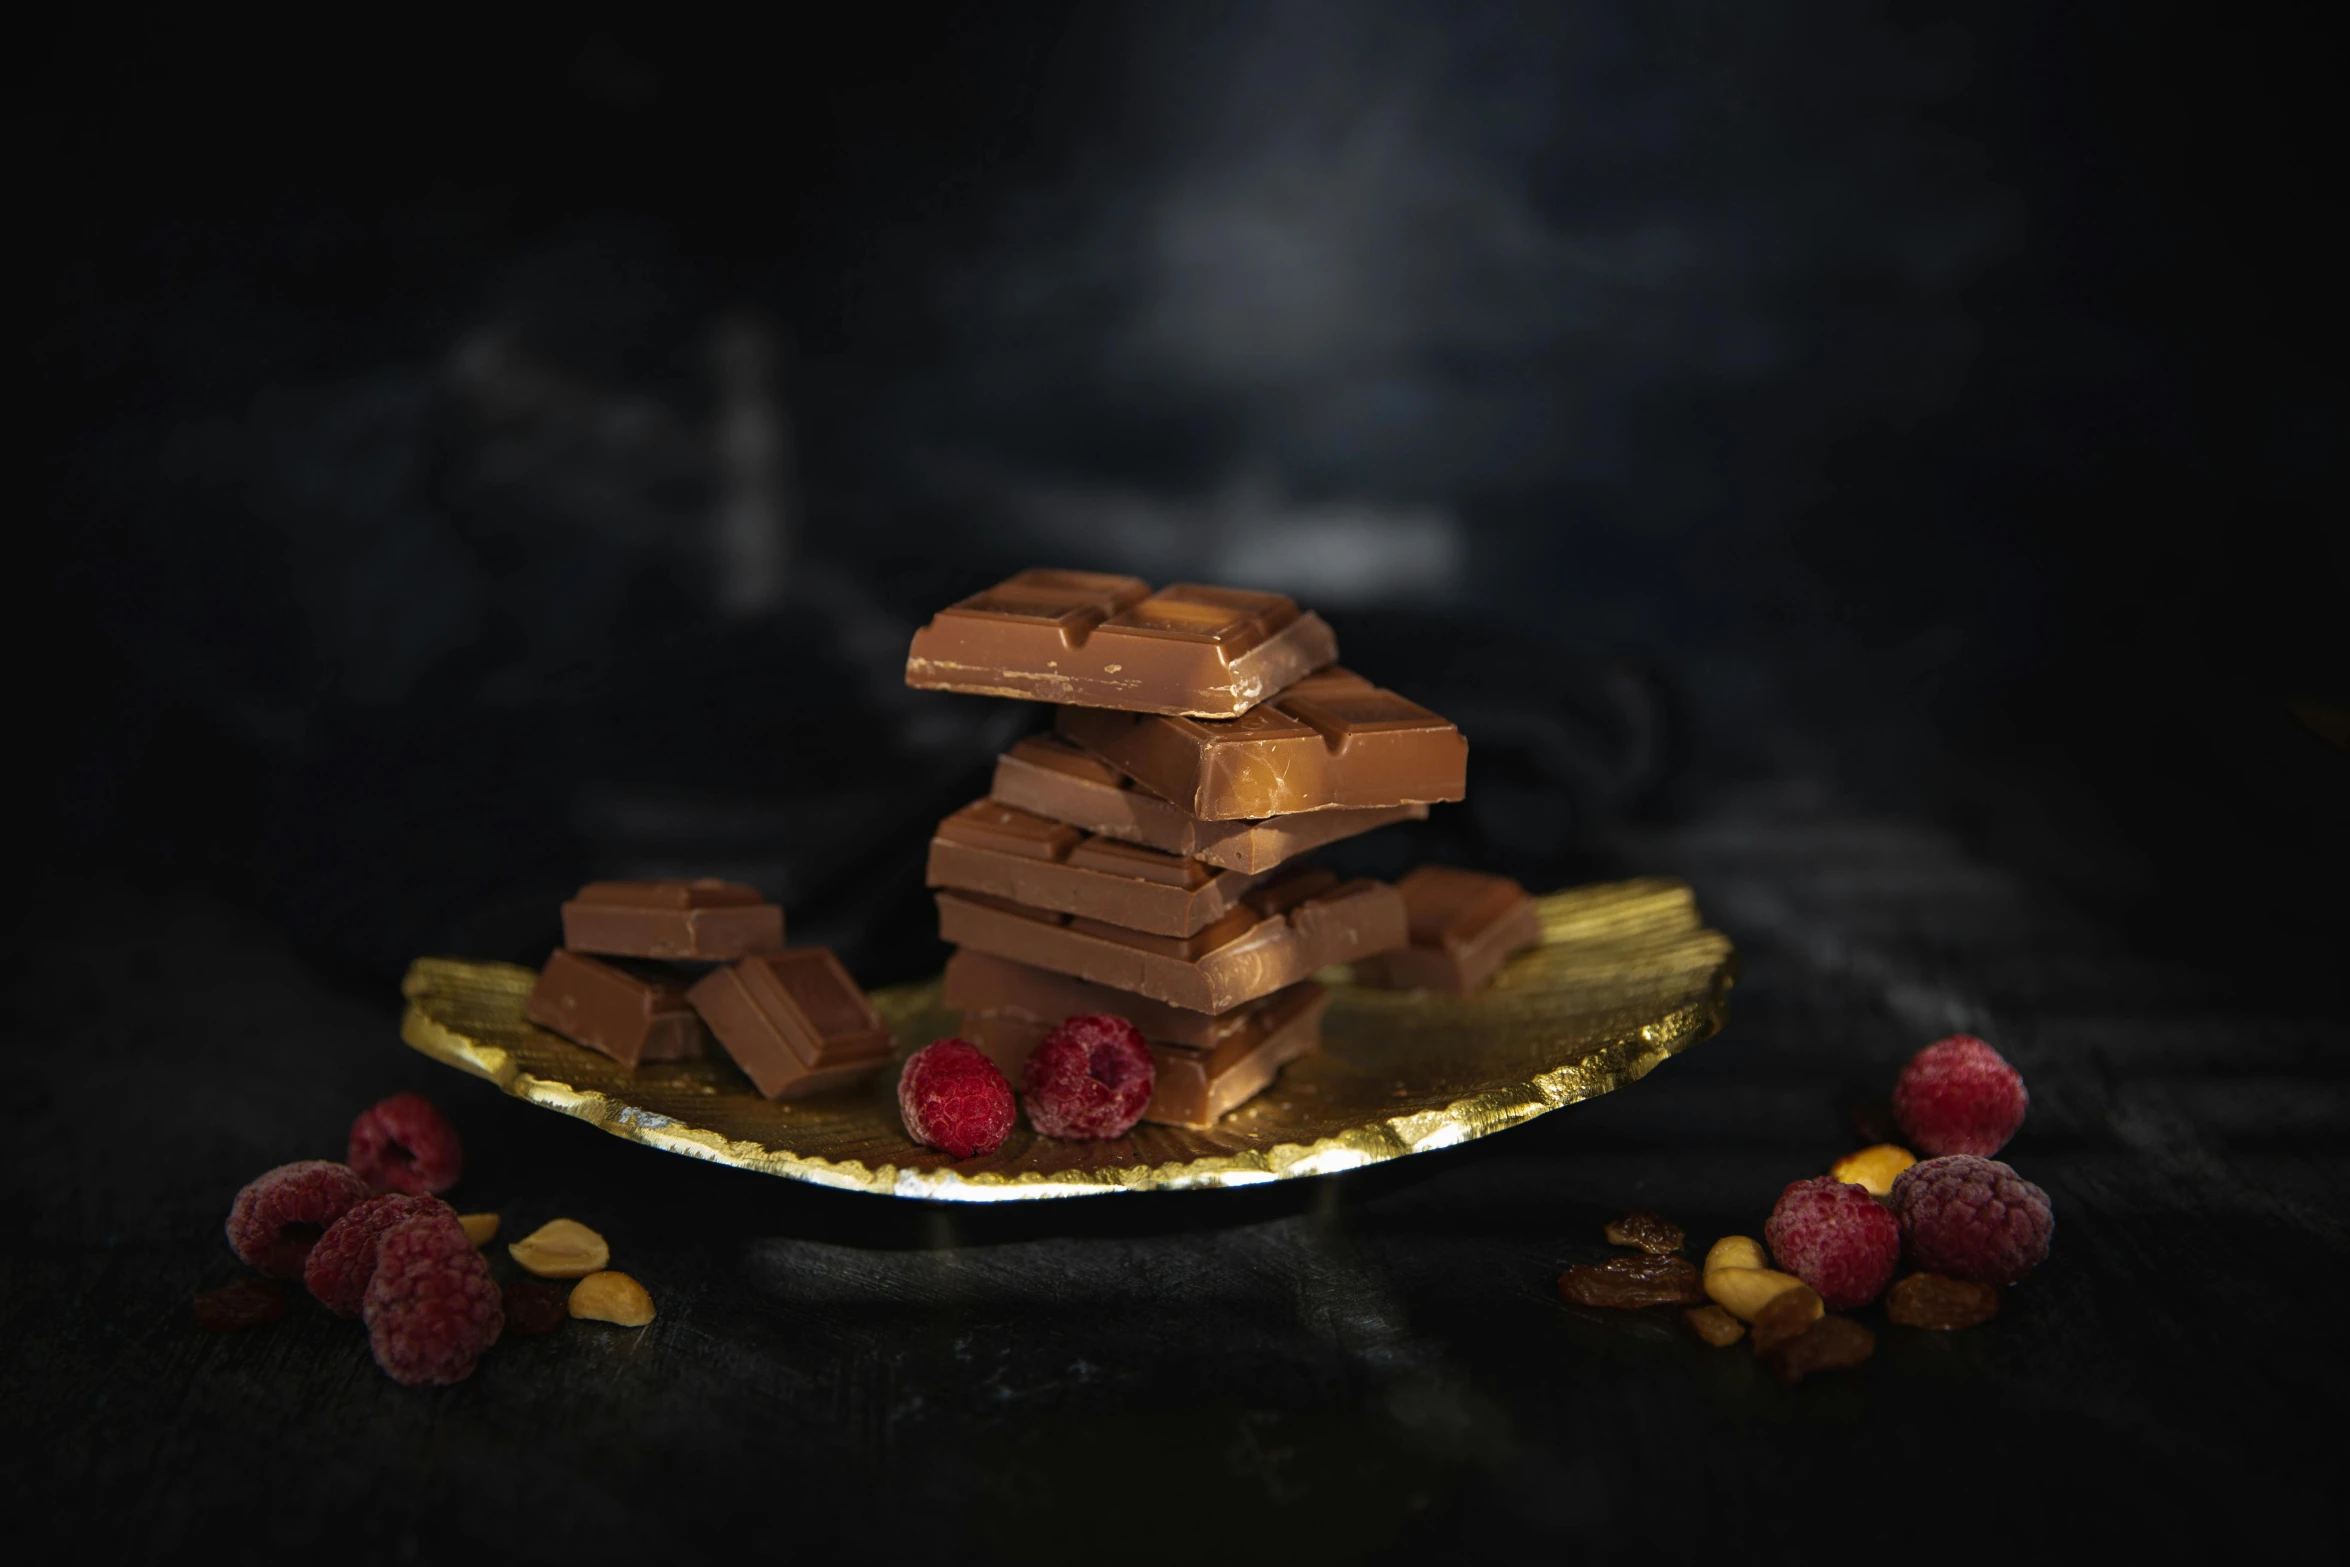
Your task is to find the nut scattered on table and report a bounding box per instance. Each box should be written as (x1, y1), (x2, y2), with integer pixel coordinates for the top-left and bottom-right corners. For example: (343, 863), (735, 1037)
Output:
(1829, 1144), (1917, 1197)
(1684, 1304), (1744, 1346)
(1748, 1282), (1826, 1354)
(1603, 1210), (1684, 1255)
(458, 1213), (500, 1248)
(1702, 1235), (1767, 1276)
(1885, 1271), (2001, 1330)
(508, 1218), (610, 1279)
(569, 1270), (656, 1327)
(1704, 1266), (1810, 1322)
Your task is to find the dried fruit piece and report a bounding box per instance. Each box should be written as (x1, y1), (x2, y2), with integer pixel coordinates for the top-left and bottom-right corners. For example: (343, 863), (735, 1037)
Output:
(898, 1039), (1017, 1158)
(1684, 1304), (1744, 1346)
(1765, 1177), (1901, 1308)
(459, 1213), (499, 1247)
(304, 1193), (458, 1316)
(348, 1092), (464, 1195)
(569, 1270), (657, 1327)
(1828, 1144), (1917, 1197)
(1022, 1014), (1155, 1140)
(364, 1215), (503, 1385)
(1764, 1315), (1875, 1384)
(508, 1218), (610, 1279)
(1704, 1266), (1809, 1321)
(502, 1277), (570, 1337)
(1748, 1283), (1826, 1354)
(1892, 1035), (2028, 1157)
(1885, 1272), (2000, 1330)
(1557, 1254), (1709, 1309)
(193, 1278), (286, 1332)
(1890, 1155), (2054, 1285)
(225, 1160), (372, 1278)
(1603, 1210), (1684, 1255)
(1703, 1235), (1767, 1275)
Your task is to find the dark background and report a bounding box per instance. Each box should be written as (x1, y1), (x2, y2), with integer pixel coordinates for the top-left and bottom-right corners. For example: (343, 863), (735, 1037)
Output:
(13, 1), (2345, 1559)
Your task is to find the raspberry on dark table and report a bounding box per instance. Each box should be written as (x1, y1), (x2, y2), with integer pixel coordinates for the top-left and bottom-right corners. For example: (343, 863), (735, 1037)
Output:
(1021, 1013), (1154, 1140)
(349, 1092), (464, 1195)
(193, 1278), (286, 1332)
(1892, 1035), (2029, 1158)
(304, 1193), (459, 1317)
(1765, 1176), (1902, 1309)
(502, 1277), (570, 1337)
(898, 1039), (1017, 1159)
(225, 1161), (373, 1278)
(1890, 1155), (2054, 1285)
(363, 1214), (504, 1386)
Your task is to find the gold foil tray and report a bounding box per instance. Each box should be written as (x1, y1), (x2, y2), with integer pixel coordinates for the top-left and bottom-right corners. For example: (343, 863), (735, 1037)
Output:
(398, 878), (1735, 1202)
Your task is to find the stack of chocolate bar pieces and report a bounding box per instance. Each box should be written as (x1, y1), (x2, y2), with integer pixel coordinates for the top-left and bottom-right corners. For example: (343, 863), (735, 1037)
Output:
(523, 879), (894, 1100)
(908, 569), (1541, 1129)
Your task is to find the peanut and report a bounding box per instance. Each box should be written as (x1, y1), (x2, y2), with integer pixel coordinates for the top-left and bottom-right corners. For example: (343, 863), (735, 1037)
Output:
(458, 1213), (500, 1248)
(1828, 1144), (1917, 1197)
(508, 1218), (610, 1279)
(1703, 1235), (1768, 1276)
(568, 1270), (655, 1327)
(1704, 1266), (1812, 1322)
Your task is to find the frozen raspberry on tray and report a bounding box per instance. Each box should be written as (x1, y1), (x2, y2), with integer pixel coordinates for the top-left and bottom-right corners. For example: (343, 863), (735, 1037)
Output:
(303, 1193), (459, 1317)
(1022, 1013), (1155, 1141)
(363, 1214), (504, 1386)
(1764, 1176), (1902, 1309)
(1890, 1154), (2054, 1285)
(898, 1039), (1017, 1159)
(225, 1160), (372, 1278)
(349, 1092), (464, 1195)
(1892, 1034), (2028, 1157)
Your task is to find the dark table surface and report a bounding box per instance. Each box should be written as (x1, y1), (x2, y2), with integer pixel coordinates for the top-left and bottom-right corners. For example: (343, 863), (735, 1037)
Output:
(11, 717), (2344, 1562)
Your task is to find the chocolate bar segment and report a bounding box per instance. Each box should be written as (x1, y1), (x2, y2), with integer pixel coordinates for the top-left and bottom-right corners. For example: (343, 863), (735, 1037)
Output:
(1355, 866), (1542, 993)
(1057, 668), (1467, 821)
(687, 948), (893, 1099)
(990, 735), (1429, 873)
(524, 950), (707, 1068)
(934, 868), (1406, 1014)
(905, 569), (1339, 718)
(561, 879), (783, 961)
(960, 982), (1327, 1129)
(927, 800), (1270, 937)
(943, 949), (1260, 1048)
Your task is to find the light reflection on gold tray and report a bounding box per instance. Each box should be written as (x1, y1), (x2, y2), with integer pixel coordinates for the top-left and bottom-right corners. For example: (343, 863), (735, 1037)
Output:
(398, 878), (1736, 1202)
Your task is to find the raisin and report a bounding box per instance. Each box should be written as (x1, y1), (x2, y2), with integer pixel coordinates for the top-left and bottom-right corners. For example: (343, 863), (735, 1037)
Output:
(503, 1276), (570, 1336)
(1764, 1315), (1875, 1383)
(1603, 1210), (1684, 1256)
(1684, 1305), (1744, 1346)
(1885, 1271), (2000, 1330)
(1748, 1283), (1825, 1354)
(194, 1277), (286, 1332)
(1557, 1254), (1709, 1309)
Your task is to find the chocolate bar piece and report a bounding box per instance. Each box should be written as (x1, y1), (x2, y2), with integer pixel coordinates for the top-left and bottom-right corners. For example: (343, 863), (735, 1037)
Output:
(943, 948), (1272, 1048)
(960, 982), (1327, 1129)
(561, 879), (783, 961)
(524, 950), (707, 1068)
(903, 568), (1339, 718)
(990, 735), (1430, 874)
(927, 799), (1271, 937)
(1355, 866), (1542, 993)
(935, 866), (1406, 1014)
(686, 948), (893, 1099)
(1057, 668), (1467, 821)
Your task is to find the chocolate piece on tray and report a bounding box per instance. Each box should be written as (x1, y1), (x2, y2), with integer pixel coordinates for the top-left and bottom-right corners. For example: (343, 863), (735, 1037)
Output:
(1057, 668), (1468, 821)
(525, 950), (708, 1068)
(927, 799), (1271, 938)
(990, 735), (1429, 874)
(686, 948), (894, 1099)
(903, 568), (1339, 718)
(935, 866), (1406, 1014)
(961, 982), (1328, 1129)
(560, 879), (783, 961)
(1355, 866), (1543, 993)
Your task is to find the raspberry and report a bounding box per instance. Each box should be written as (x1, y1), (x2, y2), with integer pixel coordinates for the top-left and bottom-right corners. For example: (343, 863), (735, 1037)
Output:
(1892, 1034), (2028, 1157)
(898, 1039), (1016, 1159)
(1890, 1155), (2054, 1285)
(303, 1193), (459, 1316)
(349, 1092), (464, 1195)
(1764, 1176), (1902, 1309)
(1021, 1014), (1154, 1140)
(225, 1160), (372, 1278)
(363, 1214), (504, 1386)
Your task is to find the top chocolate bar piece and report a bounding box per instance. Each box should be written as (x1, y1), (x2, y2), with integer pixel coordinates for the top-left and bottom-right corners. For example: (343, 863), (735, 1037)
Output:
(560, 879), (783, 961)
(903, 568), (1338, 717)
